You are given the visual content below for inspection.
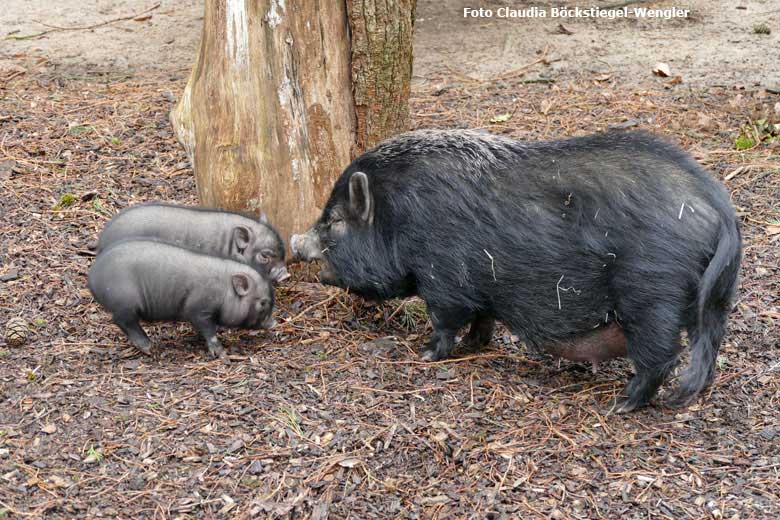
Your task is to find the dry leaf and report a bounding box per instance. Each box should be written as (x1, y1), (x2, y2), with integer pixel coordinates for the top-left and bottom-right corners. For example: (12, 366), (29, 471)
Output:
(41, 423), (57, 434)
(490, 113), (511, 123)
(696, 112), (714, 130)
(669, 75), (683, 85)
(420, 495), (451, 505)
(48, 475), (71, 488)
(219, 495), (236, 515)
(338, 457), (362, 468)
(133, 15), (153, 22)
(653, 63), (672, 77)
(593, 74), (612, 82)
(556, 24), (574, 35)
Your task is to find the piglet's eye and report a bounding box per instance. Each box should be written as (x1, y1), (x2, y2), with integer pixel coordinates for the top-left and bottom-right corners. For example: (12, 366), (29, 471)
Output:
(255, 251), (271, 264)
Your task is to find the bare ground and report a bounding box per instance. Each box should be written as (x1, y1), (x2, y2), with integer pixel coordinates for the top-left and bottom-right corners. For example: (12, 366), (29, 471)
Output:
(1, 0), (780, 518)
(1, 68), (779, 518)
(1, 1), (779, 86)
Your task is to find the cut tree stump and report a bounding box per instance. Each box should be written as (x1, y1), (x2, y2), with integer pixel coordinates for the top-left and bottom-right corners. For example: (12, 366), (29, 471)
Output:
(171, 0), (415, 245)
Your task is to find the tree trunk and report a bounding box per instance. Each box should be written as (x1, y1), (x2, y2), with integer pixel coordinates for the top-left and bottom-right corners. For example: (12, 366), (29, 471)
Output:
(171, 0), (415, 246)
(348, 0), (416, 152)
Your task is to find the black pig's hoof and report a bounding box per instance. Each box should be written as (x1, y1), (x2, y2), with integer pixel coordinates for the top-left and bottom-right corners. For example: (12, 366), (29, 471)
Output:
(207, 343), (229, 362)
(459, 333), (487, 351)
(663, 392), (698, 410)
(460, 317), (495, 351)
(603, 396), (643, 415)
(420, 348), (441, 362)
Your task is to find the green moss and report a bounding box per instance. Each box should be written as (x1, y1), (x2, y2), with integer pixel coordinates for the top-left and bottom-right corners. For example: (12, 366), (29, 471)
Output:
(735, 134), (755, 150)
(67, 124), (94, 136)
(753, 24), (771, 35)
(54, 193), (78, 210)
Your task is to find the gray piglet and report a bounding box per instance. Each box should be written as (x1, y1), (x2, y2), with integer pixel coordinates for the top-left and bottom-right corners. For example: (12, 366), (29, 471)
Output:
(88, 240), (275, 359)
(96, 203), (289, 283)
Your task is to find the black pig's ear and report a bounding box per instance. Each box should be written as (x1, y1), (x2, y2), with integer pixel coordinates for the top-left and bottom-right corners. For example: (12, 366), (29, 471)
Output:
(231, 273), (251, 296)
(348, 172), (373, 224)
(233, 226), (251, 251)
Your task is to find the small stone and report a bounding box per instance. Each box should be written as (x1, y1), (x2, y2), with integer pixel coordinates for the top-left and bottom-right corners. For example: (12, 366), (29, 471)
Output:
(226, 436), (245, 454)
(436, 369), (454, 380)
(248, 460), (264, 475)
(0, 270), (19, 282)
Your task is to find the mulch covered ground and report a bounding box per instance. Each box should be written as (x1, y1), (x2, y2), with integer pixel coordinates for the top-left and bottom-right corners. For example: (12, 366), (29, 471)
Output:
(1, 68), (778, 519)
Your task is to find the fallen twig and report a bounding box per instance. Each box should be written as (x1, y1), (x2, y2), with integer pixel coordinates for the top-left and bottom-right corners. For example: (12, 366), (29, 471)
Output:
(6, 3), (161, 40)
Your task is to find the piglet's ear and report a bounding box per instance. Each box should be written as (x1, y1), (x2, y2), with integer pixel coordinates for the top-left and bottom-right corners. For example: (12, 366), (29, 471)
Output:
(348, 171), (373, 225)
(231, 273), (251, 296)
(258, 212), (268, 224)
(233, 226), (251, 251)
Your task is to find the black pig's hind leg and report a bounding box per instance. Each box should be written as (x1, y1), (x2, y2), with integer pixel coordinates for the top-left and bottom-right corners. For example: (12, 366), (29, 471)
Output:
(610, 307), (682, 413)
(113, 313), (152, 355)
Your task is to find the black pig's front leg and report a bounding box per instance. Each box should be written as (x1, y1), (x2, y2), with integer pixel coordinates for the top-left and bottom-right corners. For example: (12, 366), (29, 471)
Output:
(461, 314), (495, 350)
(420, 306), (473, 361)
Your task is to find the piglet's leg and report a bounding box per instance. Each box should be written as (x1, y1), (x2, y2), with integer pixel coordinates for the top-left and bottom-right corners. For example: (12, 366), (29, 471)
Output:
(113, 313), (152, 355)
(190, 315), (228, 361)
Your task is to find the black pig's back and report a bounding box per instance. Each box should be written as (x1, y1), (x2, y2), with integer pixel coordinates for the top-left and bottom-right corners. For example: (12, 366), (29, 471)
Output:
(337, 130), (734, 343)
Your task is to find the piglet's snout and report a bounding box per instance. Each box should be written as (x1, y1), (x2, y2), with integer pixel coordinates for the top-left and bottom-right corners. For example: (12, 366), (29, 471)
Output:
(261, 314), (277, 329)
(271, 265), (291, 283)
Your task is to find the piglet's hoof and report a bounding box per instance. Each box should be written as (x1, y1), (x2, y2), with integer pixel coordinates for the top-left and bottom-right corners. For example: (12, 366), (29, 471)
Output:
(132, 341), (153, 356)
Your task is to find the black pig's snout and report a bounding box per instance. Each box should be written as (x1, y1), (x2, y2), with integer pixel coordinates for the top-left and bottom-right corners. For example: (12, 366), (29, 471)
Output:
(290, 231), (323, 262)
(290, 234), (302, 260)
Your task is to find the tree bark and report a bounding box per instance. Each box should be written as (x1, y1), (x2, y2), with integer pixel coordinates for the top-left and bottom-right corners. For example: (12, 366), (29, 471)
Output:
(171, 0), (415, 245)
(348, 0), (416, 152)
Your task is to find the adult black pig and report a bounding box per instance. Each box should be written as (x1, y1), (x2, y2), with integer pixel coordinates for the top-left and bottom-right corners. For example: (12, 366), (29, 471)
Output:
(88, 240), (275, 359)
(97, 203), (289, 283)
(291, 129), (741, 412)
